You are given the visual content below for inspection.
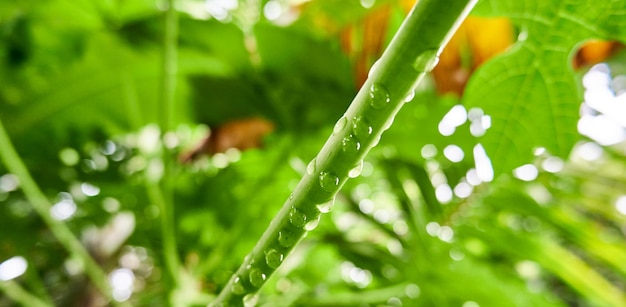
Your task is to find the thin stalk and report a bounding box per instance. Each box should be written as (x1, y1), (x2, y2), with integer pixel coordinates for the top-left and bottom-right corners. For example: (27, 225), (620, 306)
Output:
(158, 0), (181, 301)
(0, 280), (51, 307)
(210, 0), (477, 305)
(0, 120), (114, 301)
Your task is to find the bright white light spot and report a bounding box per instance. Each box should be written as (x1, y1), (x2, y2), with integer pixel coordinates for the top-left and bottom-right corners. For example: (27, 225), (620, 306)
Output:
(358, 199), (374, 214)
(225, 148), (241, 162)
(578, 115), (626, 145)
(542, 157), (564, 173)
(50, 200), (77, 221)
(387, 240), (403, 256)
(393, 220), (409, 236)
(438, 226), (454, 242)
(526, 184), (552, 205)
(425, 221), (440, 236)
(373, 209), (390, 224)
(513, 164), (538, 181)
(109, 268), (135, 302)
(467, 107), (484, 121)
(438, 123), (456, 136)
(212, 153), (229, 168)
(583, 64), (611, 89)
(0, 174), (19, 192)
(438, 105), (467, 136)
(163, 132), (179, 149)
(473, 144), (494, 182)
(263, 0), (282, 20)
(0, 256), (28, 281)
(421, 144), (437, 159)
(533, 147), (546, 156)
(615, 196), (626, 215)
(102, 140), (117, 155)
(137, 125), (161, 154)
(466, 168), (481, 186)
(81, 182), (100, 197)
(102, 197), (121, 213)
(576, 142), (603, 161)
(516, 260), (541, 279)
(435, 184), (453, 203)
(579, 65), (626, 145)
(360, 0), (376, 9)
(443, 145), (464, 162)
(470, 121), (486, 137)
(481, 115), (491, 129)
(454, 181), (473, 198)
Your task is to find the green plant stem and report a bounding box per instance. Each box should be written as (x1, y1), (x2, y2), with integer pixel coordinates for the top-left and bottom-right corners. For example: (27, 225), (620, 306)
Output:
(158, 0), (181, 301)
(0, 120), (114, 301)
(0, 280), (51, 307)
(210, 0), (477, 305)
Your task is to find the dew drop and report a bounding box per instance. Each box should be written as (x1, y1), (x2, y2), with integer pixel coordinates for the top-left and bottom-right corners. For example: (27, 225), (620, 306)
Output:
(368, 59), (381, 78)
(371, 135), (382, 147)
(317, 197), (335, 213)
(413, 49), (440, 72)
(319, 171), (340, 192)
(248, 269), (266, 288)
(289, 207), (307, 227)
(278, 230), (298, 247)
(243, 294), (259, 307)
(348, 161), (363, 178)
(305, 215), (321, 231)
(342, 134), (361, 153)
(352, 116), (373, 139)
(265, 249), (283, 269)
(232, 276), (246, 295)
(333, 116), (348, 134)
(306, 158), (317, 176)
(368, 82), (391, 109)
(404, 89), (415, 103)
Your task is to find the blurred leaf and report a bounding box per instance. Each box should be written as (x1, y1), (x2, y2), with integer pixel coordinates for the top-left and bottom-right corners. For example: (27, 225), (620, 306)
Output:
(464, 0), (626, 173)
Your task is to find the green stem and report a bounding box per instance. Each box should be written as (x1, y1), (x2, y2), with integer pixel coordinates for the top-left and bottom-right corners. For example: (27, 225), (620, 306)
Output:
(210, 0), (477, 305)
(0, 120), (114, 301)
(0, 280), (51, 307)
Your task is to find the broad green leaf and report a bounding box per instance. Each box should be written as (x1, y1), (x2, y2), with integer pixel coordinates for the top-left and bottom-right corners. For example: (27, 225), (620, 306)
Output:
(464, 0), (626, 174)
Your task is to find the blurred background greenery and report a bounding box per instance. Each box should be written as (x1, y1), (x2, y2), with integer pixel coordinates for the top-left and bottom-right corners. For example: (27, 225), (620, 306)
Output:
(1, 0), (626, 306)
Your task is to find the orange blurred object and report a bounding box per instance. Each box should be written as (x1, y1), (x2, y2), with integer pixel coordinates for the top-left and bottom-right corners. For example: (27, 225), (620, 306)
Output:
(574, 40), (621, 69)
(433, 17), (514, 95)
(179, 117), (275, 163)
(340, 4), (392, 88)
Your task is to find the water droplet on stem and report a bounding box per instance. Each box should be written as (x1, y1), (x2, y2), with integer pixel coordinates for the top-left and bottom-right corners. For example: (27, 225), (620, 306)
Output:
(265, 249), (283, 269)
(232, 277), (246, 295)
(333, 116), (348, 134)
(248, 269), (266, 287)
(319, 172), (339, 192)
(352, 116), (373, 139)
(317, 197), (335, 213)
(369, 83), (391, 109)
(289, 207), (307, 227)
(348, 161), (363, 178)
(306, 158), (316, 175)
(413, 49), (440, 72)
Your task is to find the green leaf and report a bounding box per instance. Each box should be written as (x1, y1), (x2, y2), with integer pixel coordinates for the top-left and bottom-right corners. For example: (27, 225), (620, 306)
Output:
(464, 0), (626, 174)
